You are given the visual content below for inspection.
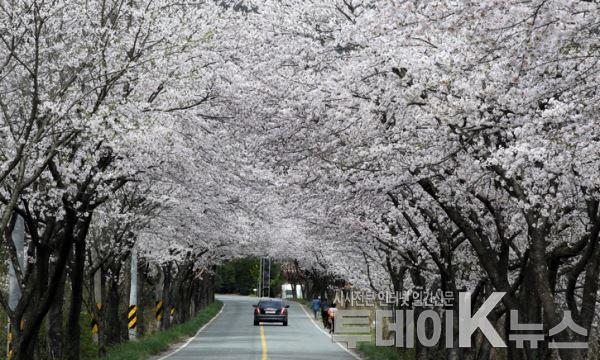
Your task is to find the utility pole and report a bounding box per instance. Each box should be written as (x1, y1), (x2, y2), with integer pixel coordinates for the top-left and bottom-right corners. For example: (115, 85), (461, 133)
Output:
(7, 215), (25, 359)
(258, 259), (263, 298)
(264, 257), (271, 297)
(258, 257), (271, 298)
(128, 250), (138, 340)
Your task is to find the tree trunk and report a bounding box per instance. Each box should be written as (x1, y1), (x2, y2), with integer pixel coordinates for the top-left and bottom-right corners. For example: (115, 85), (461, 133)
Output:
(65, 235), (86, 360)
(46, 267), (66, 359)
(161, 263), (173, 330)
(105, 269), (123, 346)
(528, 217), (583, 360)
(14, 209), (78, 360)
(515, 265), (544, 360)
(291, 282), (298, 300)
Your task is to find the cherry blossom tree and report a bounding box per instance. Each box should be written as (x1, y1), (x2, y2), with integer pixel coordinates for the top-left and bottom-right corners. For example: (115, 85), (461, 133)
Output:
(1, 0), (598, 359)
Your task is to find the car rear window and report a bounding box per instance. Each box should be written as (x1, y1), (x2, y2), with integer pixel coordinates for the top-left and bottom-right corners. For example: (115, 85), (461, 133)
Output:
(259, 300), (283, 308)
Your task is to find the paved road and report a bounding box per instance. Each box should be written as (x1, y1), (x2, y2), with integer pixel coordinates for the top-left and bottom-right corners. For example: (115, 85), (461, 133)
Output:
(158, 295), (359, 360)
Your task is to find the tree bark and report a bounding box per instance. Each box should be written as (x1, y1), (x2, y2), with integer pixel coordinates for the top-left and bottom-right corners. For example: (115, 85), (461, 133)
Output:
(161, 263), (173, 330)
(65, 230), (86, 360)
(14, 208), (78, 360)
(105, 268), (123, 346)
(46, 266), (66, 359)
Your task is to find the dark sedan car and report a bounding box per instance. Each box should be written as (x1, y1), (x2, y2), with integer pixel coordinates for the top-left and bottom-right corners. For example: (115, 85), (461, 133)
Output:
(253, 298), (289, 326)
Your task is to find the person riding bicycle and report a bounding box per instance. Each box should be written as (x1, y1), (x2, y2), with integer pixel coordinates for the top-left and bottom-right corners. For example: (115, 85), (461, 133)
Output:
(326, 303), (338, 334)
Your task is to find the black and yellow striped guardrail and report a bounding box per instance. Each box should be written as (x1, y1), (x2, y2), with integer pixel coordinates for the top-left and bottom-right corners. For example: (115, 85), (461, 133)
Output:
(128, 305), (138, 330)
(155, 300), (164, 322)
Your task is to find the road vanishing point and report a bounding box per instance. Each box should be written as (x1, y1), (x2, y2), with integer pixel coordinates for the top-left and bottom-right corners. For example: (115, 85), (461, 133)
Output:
(155, 295), (360, 360)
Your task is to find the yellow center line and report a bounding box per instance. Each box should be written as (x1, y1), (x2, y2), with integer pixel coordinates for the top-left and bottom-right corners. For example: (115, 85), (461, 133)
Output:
(260, 325), (268, 360)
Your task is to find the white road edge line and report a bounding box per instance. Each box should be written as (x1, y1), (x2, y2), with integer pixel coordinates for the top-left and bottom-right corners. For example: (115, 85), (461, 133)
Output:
(297, 303), (363, 360)
(156, 303), (226, 360)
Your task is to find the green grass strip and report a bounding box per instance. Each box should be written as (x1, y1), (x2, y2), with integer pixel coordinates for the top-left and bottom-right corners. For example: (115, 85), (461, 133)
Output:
(100, 300), (223, 360)
(357, 342), (416, 360)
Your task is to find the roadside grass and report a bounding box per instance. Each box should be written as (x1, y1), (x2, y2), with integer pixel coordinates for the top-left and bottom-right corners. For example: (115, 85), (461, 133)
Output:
(357, 342), (415, 360)
(84, 300), (223, 360)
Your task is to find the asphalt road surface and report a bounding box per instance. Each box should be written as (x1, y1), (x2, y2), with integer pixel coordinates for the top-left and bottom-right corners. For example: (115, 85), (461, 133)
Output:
(157, 294), (359, 360)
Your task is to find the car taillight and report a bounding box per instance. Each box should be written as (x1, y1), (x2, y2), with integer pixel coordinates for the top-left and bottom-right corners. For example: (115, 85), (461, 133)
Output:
(255, 308), (260, 314)
(280, 308), (286, 315)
